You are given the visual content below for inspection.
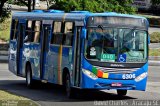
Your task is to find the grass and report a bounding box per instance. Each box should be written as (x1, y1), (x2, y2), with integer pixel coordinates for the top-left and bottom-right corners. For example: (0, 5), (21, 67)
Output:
(149, 49), (160, 56)
(0, 90), (38, 106)
(0, 16), (11, 42)
(150, 32), (160, 43)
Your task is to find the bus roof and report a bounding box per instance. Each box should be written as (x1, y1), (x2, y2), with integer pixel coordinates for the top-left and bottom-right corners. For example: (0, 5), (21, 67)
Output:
(89, 13), (147, 20)
(12, 12), (85, 21)
(12, 11), (148, 24)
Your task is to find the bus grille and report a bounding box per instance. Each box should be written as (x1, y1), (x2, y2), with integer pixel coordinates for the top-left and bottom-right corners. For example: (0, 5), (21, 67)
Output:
(94, 66), (140, 74)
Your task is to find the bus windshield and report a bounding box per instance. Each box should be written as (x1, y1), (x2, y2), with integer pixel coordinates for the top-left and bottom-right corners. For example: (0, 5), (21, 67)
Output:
(85, 27), (148, 63)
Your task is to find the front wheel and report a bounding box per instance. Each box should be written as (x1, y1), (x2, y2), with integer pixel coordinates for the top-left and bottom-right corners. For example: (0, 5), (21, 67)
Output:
(65, 73), (75, 98)
(117, 90), (127, 96)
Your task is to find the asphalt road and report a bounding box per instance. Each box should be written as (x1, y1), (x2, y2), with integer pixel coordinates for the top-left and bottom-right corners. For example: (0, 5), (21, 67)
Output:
(0, 63), (160, 106)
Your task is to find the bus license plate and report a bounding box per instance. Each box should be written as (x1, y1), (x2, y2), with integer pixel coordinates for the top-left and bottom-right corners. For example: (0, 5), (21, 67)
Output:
(111, 83), (122, 87)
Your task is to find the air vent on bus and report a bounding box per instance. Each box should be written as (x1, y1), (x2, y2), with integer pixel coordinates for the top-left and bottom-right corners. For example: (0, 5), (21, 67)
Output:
(47, 9), (64, 13)
(70, 11), (90, 13)
(32, 10), (44, 13)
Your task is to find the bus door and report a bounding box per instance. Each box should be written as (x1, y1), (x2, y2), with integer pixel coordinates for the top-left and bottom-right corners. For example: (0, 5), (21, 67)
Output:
(16, 19), (26, 75)
(9, 19), (19, 74)
(40, 20), (52, 80)
(72, 22), (83, 87)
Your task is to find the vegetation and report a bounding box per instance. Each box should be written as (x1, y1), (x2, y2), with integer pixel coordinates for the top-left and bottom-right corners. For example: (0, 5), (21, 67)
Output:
(151, 0), (160, 6)
(0, 90), (38, 106)
(149, 49), (160, 56)
(150, 32), (160, 43)
(49, 0), (136, 13)
(0, 90), (28, 100)
(0, 0), (11, 23)
(149, 0), (160, 15)
(0, 16), (11, 42)
(0, 0), (36, 16)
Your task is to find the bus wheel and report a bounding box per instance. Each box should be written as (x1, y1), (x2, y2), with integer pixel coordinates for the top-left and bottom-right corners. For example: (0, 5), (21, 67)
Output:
(117, 90), (127, 96)
(26, 65), (34, 88)
(65, 73), (75, 98)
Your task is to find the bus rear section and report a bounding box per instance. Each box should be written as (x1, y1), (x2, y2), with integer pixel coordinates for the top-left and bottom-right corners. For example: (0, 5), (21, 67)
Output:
(80, 15), (149, 96)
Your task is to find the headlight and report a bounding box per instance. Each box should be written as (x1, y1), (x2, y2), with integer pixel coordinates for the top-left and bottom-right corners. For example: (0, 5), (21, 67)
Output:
(82, 69), (98, 80)
(135, 72), (148, 82)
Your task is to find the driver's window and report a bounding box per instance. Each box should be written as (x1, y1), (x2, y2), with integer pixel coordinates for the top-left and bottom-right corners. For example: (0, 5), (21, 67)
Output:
(122, 29), (134, 50)
(103, 28), (115, 48)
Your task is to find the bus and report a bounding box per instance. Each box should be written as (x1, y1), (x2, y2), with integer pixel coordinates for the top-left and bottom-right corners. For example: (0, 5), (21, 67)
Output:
(8, 10), (149, 98)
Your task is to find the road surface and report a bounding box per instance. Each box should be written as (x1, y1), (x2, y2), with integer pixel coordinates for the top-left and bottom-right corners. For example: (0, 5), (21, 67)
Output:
(0, 63), (160, 106)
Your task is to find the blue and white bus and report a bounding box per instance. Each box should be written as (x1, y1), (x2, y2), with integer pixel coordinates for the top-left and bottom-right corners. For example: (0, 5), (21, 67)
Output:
(9, 10), (149, 98)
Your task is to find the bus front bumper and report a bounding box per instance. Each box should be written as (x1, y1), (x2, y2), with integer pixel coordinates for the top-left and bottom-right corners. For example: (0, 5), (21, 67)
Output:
(81, 72), (148, 91)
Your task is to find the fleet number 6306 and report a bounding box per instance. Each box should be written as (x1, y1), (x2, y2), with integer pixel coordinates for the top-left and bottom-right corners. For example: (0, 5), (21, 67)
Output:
(122, 74), (136, 79)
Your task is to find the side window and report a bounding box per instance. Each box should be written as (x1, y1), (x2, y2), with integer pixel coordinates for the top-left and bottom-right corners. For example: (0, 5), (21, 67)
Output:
(51, 22), (63, 45)
(64, 22), (74, 46)
(25, 20), (36, 43)
(33, 21), (41, 43)
(11, 19), (19, 40)
(54, 22), (62, 33)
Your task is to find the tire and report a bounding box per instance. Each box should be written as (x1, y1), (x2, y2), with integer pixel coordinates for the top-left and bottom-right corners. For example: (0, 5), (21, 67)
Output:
(26, 64), (35, 88)
(117, 90), (127, 96)
(65, 73), (75, 98)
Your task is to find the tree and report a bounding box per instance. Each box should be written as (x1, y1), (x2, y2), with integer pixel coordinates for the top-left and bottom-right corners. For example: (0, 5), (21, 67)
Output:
(46, 0), (55, 9)
(49, 0), (136, 14)
(0, 0), (36, 23)
(0, 0), (11, 23)
(18, 0), (36, 12)
(151, 0), (160, 6)
(150, 0), (160, 15)
(0, 0), (8, 16)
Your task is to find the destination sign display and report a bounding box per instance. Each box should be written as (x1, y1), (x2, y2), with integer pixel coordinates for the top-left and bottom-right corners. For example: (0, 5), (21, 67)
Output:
(87, 16), (146, 28)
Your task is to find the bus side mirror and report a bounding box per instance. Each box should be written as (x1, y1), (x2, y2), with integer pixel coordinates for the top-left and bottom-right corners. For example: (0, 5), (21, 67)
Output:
(148, 35), (150, 44)
(82, 28), (87, 39)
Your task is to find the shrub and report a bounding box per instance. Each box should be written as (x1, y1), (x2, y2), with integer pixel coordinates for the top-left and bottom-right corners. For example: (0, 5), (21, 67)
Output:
(149, 49), (160, 56)
(0, 16), (11, 42)
(150, 32), (160, 43)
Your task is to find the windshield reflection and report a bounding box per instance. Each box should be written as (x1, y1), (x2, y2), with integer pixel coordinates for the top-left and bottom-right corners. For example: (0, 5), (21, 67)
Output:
(85, 28), (147, 63)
